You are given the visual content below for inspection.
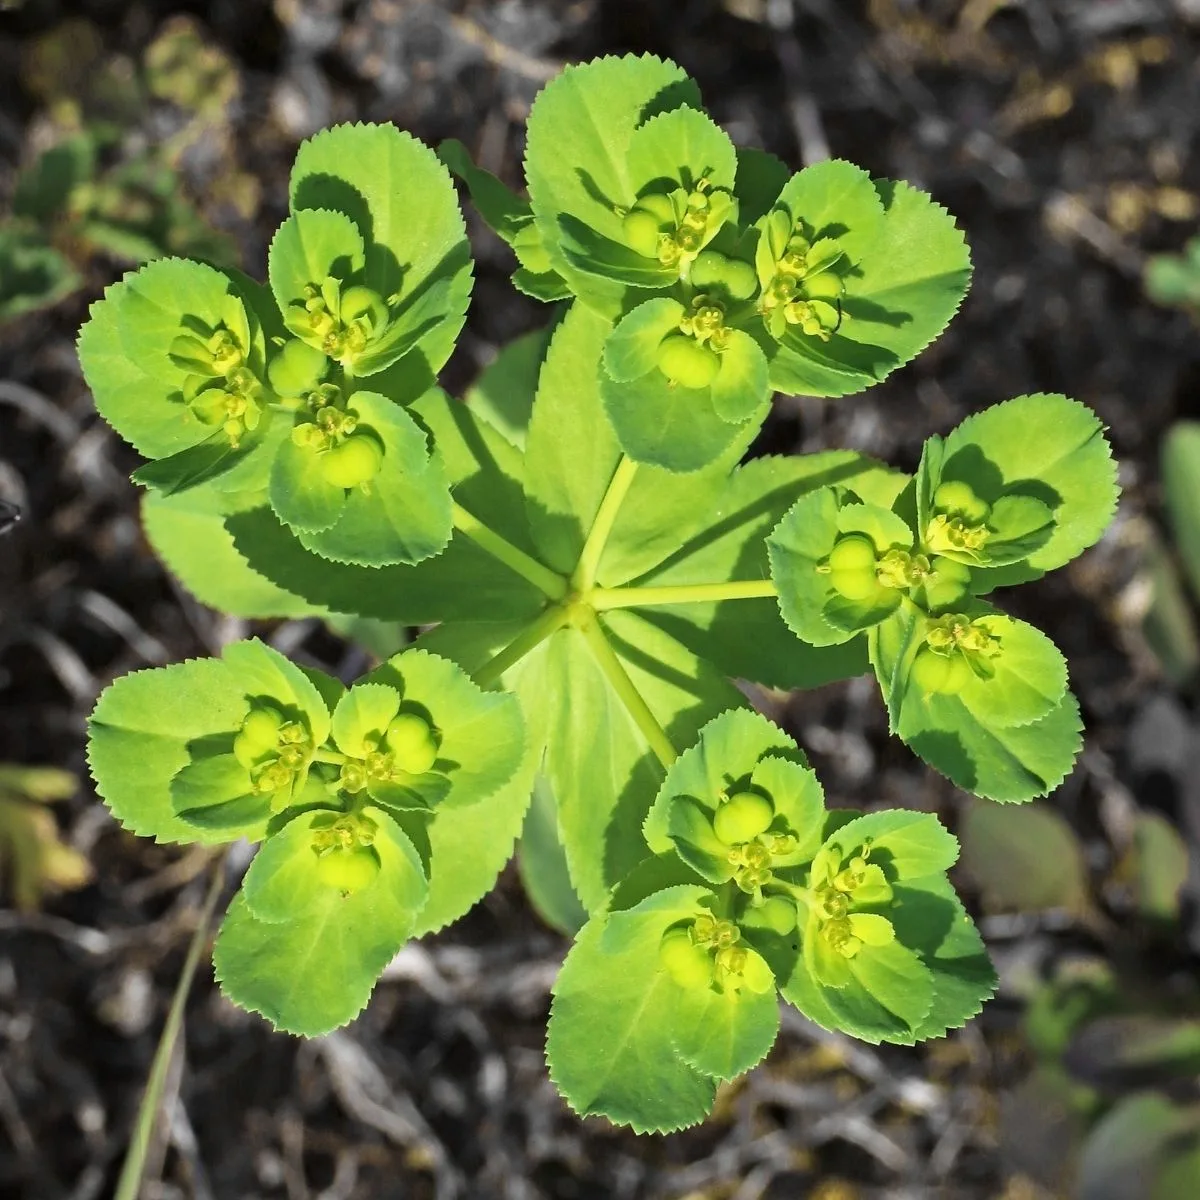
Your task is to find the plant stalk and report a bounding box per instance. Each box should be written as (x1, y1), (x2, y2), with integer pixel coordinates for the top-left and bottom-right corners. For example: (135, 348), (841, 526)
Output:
(590, 579), (777, 610)
(115, 857), (227, 1200)
(451, 502), (567, 600)
(571, 457), (639, 591)
(575, 613), (677, 769)
(473, 604), (569, 690)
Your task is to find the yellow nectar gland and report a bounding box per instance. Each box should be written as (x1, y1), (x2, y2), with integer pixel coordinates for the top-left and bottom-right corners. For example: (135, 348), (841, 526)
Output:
(311, 812), (381, 894)
(292, 280), (391, 366)
(810, 840), (896, 960)
(622, 178), (733, 276)
(170, 326), (246, 377)
(336, 716), (439, 796)
(291, 398), (384, 490)
(759, 225), (845, 341)
(716, 793), (800, 901)
(662, 914), (774, 994)
(184, 364), (266, 449)
(233, 705), (312, 806)
(925, 481), (993, 561)
(912, 612), (1001, 694)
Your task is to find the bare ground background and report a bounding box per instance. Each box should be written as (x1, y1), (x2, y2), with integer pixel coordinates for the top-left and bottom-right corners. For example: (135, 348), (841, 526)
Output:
(1, 1), (1200, 1197)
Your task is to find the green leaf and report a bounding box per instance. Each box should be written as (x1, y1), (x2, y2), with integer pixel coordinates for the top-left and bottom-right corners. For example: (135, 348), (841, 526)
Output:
(519, 776), (588, 935)
(330, 682), (401, 758)
(942, 394), (1118, 587)
(437, 139), (529, 239)
(710, 330), (770, 423)
(524, 54), (701, 315)
(785, 927), (934, 1043)
(213, 806), (427, 1036)
(268, 207), (365, 320)
(241, 807), (335, 922)
(1131, 811), (1189, 922)
(222, 639), (334, 748)
(363, 649), (525, 811)
(78, 257), (263, 460)
(293, 391), (453, 567)
(12, 135), (95, 220)
(888, 874), (996, 1040)
(558, 105), (738, 289)
(514, 612), (744, 912)
(226, 385), (544, 622)
(671, 973), (780, 1081)
(87, 656), (252, 845)
(169, 752), (264, 835)
(816, 808), (960, 880)
(958, 612), (1069, 728)
(1077, 1094), (1200, 1200)
(130, 425), (280, 499)
(523, 302), (754, 576)
(628, 453), (904, 689)
(960, 798), (1089, 913)
(768, 488), (910, 646)
(463, 324), (553, 450)
(600, 361), (759, 473)
(870, 601), (1083, 802)
(227, 505), (544, 623)
(626, 105), (738, 209)
(438, 138), (570, 298)
(0, 227), (80, 319)
(1162, 421), (1200, 604)
(268, 436), (347, 533)
(769, 177), (969, 398)
(644, 707), (804, 856)
(141, 489), (328, 619)
(290, 122), (473, 378)
(401, 669), (539, 937)
(732, 147), (791, 227)
(546, 885), (718, 1132)
(603, 298), (684, 381)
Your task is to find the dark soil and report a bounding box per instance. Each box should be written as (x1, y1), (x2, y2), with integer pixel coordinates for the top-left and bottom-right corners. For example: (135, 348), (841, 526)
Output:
(2, 1), (1200, 1197)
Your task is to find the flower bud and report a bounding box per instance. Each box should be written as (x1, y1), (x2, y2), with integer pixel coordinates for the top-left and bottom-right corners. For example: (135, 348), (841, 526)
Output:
(658, 928), (713, 989)
(385, 713), (439, 774)
(910, 646), (974, 695)
(933, 480), (990, 523)
(233, 706), (285, 770)
(656, 334), (720, 389)
(314, 846), (380, 894)
(321, 434), (383, 489)
(713, 791), (774, 844)
(268, 338), (328, 396)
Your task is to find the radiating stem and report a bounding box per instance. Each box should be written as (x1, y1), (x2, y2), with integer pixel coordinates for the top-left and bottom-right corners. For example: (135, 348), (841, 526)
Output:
(115, 858), (227, 1200)
(451, 502), (567, 600)
(571, 457), (639, 591)
(575, 612), (677, 770)
(473, 604), (569, 690)
(590, 579), (777, 610)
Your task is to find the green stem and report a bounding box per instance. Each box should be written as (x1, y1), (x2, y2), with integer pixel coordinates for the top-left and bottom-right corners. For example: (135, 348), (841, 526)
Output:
(115, 858), (226, 1200)
(576, 613), (677, 769)
(572, 457), (639, 591)
(590, 578), (777, 610)
(451, 502), (567, 600)
(473, 604), (568, 690)
(312, 748), (346, 765)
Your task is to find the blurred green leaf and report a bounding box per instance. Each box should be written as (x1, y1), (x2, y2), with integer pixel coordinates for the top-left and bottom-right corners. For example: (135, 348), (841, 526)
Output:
(960, 798), (1089, 913)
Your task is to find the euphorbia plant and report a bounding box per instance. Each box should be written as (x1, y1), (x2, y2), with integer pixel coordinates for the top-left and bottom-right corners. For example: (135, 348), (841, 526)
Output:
(80, 55), (1118, 1132)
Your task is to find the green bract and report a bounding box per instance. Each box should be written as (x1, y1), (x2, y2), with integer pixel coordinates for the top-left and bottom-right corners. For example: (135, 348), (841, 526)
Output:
(80, 54), (1118, 1135)
(78, 122), (464, 568)
(767, 391), (1115, 803)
